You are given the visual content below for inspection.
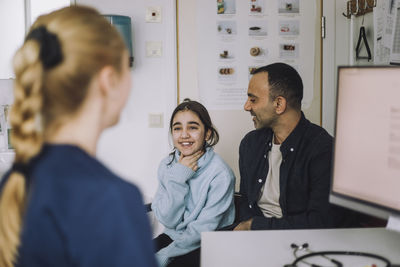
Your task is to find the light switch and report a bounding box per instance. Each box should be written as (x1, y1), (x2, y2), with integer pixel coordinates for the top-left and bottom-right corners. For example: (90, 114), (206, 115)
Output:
(148, 113), (164, 128)
(146, 6), (162, 23)
(146, 41), (162, 58)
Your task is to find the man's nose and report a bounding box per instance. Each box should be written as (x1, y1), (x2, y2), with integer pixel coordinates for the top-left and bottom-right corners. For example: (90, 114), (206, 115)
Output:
(244, 100), (251, 111)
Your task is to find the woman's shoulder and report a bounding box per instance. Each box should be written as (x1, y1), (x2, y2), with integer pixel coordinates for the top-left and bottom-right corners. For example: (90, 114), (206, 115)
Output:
(33, 144), (142, 200)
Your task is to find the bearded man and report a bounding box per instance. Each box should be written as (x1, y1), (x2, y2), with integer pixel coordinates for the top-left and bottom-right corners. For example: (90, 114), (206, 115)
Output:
(234, 63), (334, 230)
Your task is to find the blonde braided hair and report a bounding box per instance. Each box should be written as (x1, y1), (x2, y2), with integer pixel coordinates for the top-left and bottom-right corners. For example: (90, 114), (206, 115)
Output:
(0, 38), (44, 267)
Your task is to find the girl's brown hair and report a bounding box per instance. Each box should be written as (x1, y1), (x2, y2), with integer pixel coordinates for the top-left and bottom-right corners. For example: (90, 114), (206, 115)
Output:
(168, 99), (219, 163)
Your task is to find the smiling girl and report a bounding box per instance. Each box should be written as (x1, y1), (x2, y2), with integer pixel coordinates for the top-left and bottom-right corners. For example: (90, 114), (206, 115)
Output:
(151, 99), (235, 267)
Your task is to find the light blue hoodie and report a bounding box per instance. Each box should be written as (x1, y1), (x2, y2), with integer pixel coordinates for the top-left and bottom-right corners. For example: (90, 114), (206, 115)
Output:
(151, 147), (235, 267)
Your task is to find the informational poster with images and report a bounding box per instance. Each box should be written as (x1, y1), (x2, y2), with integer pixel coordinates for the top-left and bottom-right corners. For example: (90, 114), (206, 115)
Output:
(373, 0), (391, 64)
(389, 1), (400, 64)
(249, 0), (265, 15)
(218, 43), (237, 62)
(279, 20), (300, 36)
(217, 66), (237, 83)
(217, 0), (237, 14)
(373, 0), (399, 64)
(278, 0), (300, 14)
(197, 0), (316, 110)
(279, 43), (299, 58)
(248, 20), (268, 36)
(249, 45), (268, 61)
(217, 21), (237, 36)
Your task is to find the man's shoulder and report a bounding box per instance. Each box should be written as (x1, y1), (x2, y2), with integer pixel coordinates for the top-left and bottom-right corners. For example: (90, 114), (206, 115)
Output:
(304, 120), (333, 143)
(241, 128), (272, 145)
(297, 119), (333, 155)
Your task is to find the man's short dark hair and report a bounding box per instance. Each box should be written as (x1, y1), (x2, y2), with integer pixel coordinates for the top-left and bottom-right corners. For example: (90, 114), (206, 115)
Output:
(252, 63), (303, 110)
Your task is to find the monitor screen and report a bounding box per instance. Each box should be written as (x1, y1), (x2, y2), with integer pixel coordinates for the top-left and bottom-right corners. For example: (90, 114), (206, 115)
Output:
(330, 66), (400, 220)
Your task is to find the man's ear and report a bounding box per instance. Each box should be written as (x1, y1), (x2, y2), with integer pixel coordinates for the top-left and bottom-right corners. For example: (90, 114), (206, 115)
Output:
(97, 66), (117, 98)
(274, 96), (287, 115)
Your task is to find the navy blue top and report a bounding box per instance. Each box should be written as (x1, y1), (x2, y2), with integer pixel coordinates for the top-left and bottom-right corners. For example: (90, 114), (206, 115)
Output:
(0, 144), (157, 267)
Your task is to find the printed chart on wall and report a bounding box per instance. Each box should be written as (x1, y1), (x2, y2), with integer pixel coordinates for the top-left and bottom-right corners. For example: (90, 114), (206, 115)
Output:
(197, 0), (317, 110)
(374, 0), (400, 65)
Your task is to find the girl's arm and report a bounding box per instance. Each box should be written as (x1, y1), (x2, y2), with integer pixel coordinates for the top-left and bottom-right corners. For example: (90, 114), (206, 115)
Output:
(151, 158), (193, 228)
(156, 170), (235, 266)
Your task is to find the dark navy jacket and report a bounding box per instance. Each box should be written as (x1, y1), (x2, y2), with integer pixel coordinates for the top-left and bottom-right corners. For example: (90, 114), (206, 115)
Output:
(0, 144), (157, 267)
(238, 113), (334, 230)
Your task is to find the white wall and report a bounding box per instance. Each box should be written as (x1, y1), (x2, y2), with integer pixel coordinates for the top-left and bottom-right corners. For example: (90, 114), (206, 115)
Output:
(77, 0), (177, 200)
(0, 0), (25, 79)
(0, 0), (177, 198)
(0, 1), (24, 174)
(322, 0), (375, 135)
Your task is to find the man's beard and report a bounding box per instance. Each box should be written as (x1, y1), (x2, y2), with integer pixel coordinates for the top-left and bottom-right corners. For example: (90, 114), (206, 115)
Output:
(252, 112), (278, 130)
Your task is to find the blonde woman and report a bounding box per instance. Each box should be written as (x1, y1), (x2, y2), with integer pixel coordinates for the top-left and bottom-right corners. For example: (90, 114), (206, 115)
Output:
(0, 6), (157, 267)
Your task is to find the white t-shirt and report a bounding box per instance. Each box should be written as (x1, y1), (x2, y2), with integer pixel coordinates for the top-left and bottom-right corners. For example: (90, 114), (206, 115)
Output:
(257, 138), (283, 218)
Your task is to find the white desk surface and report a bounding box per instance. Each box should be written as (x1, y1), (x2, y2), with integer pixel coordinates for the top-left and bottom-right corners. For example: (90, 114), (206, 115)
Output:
(201, 228), (400, 267)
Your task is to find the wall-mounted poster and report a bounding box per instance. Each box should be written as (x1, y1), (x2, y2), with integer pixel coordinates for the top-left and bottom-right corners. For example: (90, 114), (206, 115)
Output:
(218, 43), (236, 62)
(197, 0), (316, 110)
(217, 20), (237, 36)
(278, 0), (300, 14)
(279, 20), (300, 36)
(249, 45), (268, 60)
(217, 66), (237, 83)
(279, 43), (299, 59)
(249, 0), (264, 15)
(217, 0), (236, 15)
(248, 20), (268, 37)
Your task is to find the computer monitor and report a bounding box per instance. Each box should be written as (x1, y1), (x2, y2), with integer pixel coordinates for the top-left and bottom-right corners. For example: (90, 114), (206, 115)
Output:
(330, 66), (400, 221)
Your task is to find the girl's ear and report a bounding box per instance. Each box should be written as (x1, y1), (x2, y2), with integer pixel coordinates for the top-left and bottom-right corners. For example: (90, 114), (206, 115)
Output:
(205, 129), (212, 141)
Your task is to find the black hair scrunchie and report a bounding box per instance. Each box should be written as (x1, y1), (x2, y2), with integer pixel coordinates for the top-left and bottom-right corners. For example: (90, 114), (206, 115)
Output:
(11, 162), (30, 177)
(25, 26), (63, 69)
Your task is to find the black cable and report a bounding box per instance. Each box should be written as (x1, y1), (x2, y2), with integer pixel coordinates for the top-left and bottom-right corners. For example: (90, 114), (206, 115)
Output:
(288, 250), (391, 267)
(291, 243), (343, 267)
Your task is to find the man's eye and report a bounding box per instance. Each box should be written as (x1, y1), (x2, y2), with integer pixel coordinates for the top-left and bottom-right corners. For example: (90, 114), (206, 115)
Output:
(173, 127), (181, 131)
(190, 126), (198, 130)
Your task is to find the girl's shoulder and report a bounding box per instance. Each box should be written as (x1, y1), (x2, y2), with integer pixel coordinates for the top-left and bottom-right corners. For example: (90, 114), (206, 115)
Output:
(204, 152), (235, 180)
(159, 152), (177, 167)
